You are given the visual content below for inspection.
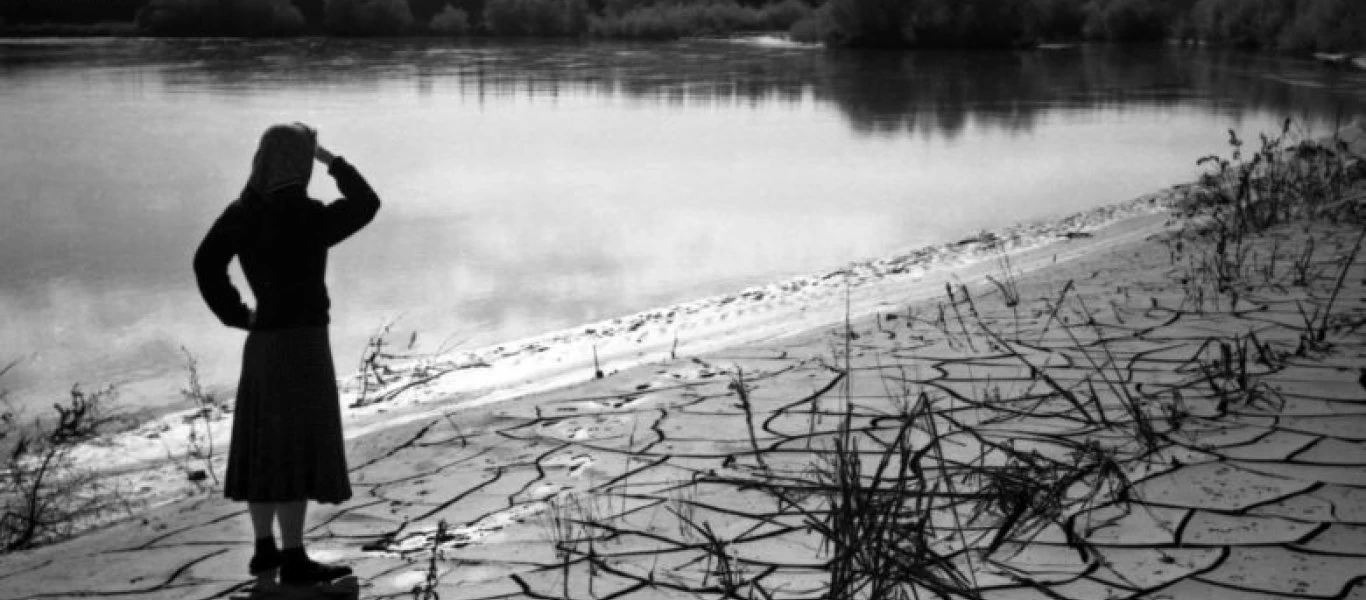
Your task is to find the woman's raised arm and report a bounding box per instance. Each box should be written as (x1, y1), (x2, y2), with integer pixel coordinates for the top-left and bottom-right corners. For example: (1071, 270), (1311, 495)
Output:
(319, 153), (381, 247)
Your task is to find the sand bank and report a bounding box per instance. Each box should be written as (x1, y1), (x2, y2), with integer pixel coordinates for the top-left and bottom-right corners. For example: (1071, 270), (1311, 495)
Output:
(49, 185), (1176, 517)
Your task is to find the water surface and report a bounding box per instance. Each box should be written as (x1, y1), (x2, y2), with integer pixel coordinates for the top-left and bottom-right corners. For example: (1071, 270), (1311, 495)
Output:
(1, 38), (1363, 413)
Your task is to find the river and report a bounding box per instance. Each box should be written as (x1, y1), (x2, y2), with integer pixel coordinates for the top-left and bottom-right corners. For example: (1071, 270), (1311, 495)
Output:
(1, 37), (1363, 415)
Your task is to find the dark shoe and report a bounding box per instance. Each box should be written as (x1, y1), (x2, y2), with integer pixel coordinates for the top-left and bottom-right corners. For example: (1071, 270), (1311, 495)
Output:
(249, 545), (282, 576)
(280, 548), (353, 586)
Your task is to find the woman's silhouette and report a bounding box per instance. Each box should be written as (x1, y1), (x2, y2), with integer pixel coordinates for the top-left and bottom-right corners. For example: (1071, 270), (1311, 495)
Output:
(194, 123), (380, 587)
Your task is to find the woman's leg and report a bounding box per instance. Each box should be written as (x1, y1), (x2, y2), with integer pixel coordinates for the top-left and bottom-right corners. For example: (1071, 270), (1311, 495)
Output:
(277, 501), (307, 549)
(247, 502), (281, 576)
(248, 502), (277, 540)
(277, 501), (353, 585)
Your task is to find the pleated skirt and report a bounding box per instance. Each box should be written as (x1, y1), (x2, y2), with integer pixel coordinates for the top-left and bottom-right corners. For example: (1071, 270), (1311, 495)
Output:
(225, 327), (352, 504)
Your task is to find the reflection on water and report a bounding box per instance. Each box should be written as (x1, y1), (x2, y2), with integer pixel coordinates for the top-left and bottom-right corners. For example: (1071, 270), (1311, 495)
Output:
(7, 39), (1362, 134)
(1, 38), (1363, 413)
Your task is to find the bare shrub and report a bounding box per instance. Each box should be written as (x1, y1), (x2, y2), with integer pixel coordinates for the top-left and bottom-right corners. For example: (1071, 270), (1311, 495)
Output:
(1, 381), (128, 552)
(176, 347), (229, 487)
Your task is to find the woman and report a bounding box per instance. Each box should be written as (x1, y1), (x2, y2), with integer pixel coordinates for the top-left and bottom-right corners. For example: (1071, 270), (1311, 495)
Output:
(194, 123), (381, 586)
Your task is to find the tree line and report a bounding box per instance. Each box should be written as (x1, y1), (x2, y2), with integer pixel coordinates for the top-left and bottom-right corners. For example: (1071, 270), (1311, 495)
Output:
(0, 0), (813, 38)
(0, 0), (1360, 52)
(798, 0), (1362, 51)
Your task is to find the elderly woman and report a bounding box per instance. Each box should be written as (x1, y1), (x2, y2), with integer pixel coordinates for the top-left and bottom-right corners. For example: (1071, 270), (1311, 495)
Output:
(194, 123), (380, 587)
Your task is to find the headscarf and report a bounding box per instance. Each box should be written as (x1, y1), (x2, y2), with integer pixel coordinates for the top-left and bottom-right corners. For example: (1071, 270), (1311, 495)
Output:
(245, 122), (316, 199)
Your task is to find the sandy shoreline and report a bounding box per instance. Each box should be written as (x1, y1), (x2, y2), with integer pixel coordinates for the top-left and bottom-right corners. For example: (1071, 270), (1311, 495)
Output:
(46, 186), (1176, 515)
(2, 124), (1365, 600)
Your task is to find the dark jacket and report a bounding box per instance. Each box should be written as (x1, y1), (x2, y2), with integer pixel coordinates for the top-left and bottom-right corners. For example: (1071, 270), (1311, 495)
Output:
(194, 157), (381, 331)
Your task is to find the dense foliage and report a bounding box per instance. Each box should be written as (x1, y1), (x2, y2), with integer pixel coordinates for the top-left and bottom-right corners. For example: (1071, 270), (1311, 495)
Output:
(427, 3), (470, 34)
(137, 0), (306, 35)
(0, 0), (1360, 51)
(1275, 0), (1364, 53)
(1082, 0), (1177, 42)
(0, 0), (145, 24)
(323, 0), (414, 35)
(482, 0), (589, 36)
(1190, 0), (1363, 52)
(790, 0), (1361, 50)
(800, 0), (1031, 48)
(591, 0), (807, 39)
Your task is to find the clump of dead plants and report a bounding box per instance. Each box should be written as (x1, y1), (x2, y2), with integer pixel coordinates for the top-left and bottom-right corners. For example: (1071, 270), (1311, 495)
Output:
(1171, 119), (1365, 322)
(353, 316), (469, 408)
(0, 365), (135, 553)
(174, 347), (230, 488)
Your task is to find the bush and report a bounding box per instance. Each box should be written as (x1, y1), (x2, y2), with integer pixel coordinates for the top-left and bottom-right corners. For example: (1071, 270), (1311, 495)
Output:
(700, 1), (757, 31)
(590, 0), (801, 39)
(1276, 0), (1365, 53)
(136, 0), (306, 35)
(0, 0), (144, 24)
(428, 2), (471, 33)
(484, 0), (590, 35)
(589, 5), (687, 38)
(1082, 0), (1171, 42)
(757, 0), (809, 30)
(601, 0), (652, 17)
(815, 0), (1032, 48)
(324, 0), (416, 35)
(819, 0), (909, 47)
(1, 384), (132, 553)
(787, 12), (823, 42)
(1191, 0), (1290, 49)
(1026, 0), (1085, 40)
(406, 0), (453, 21)
(909, 0), (1032, 47)
(1187, 0), (1364, 52)
(0, 20), (139, 35)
